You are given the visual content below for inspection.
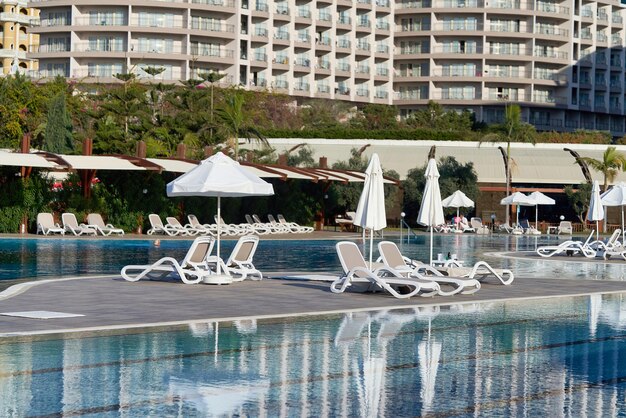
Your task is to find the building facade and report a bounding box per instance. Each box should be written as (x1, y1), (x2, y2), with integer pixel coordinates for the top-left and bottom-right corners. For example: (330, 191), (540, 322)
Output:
(24, 0), (626, 135)
(1, 0), (38, 74)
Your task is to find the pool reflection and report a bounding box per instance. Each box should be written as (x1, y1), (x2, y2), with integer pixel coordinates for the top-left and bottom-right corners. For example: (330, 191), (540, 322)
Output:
(1, 295), (626, 416)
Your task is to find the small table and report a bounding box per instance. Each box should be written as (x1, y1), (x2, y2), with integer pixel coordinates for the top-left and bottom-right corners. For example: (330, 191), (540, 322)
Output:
(547, 226), (558, 235)
(431, 259), (464, 268)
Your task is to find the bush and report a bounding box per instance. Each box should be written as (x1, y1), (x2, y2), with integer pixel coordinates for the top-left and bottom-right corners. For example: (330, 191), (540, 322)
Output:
(260, 127), (480, 141)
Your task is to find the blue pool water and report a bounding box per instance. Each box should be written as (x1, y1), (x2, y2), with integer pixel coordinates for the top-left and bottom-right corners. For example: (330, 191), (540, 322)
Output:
(0, 234), (625, 281)
(1, 294), (625, 416)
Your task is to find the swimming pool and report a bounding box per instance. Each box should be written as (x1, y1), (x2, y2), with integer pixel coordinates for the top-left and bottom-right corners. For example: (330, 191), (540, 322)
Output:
(1, 294), (624, 416)
(0, 234), (624, 282)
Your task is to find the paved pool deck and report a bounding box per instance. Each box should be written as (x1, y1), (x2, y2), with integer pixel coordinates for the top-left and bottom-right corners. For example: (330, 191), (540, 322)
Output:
(1, 272), (626, 337)
(2, 231), (626, 337)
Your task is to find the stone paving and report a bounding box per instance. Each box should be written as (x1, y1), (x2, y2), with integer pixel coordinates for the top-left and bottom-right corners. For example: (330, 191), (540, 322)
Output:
(1, 273), (626, 336)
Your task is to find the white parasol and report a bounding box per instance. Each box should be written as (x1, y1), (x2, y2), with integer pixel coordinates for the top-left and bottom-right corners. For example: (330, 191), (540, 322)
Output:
(353, 153), (387, 268)
(588, 180), (604, 241)
(166, 152), (274, 281)
(417, 159), (445, 265)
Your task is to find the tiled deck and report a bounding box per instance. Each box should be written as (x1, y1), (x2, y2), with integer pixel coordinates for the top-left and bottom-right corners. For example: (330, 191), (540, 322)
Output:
(1, 273), (626, 336)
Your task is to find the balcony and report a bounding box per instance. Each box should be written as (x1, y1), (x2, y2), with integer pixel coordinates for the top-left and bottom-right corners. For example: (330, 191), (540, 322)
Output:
(294, 82), (310, 91)
(376, 21), (390, 30)
(255, 3), (269, 12)
(337, 39), (351, 49)
(253, 53), (267, 62)
(295, 58), (311, 67)
(254, 27), (268, 37)
(297, 9), (311, 18)
(0, 13), (40, 26)
(37, 43), (71, 53)
(190, 22), (235, 33)
(318, 84), (331, 93)
(356, 89), (369, 97)
(73, 17), (128, 26)
(274, 32), (289, 40)
(318, 12), (332, 21)
(375, 91), (389, 99)
(74, 41), (127, 53)
(275, 6), (290, 15)
(274, 80), (288, 90)
(190, 46), (235, 58)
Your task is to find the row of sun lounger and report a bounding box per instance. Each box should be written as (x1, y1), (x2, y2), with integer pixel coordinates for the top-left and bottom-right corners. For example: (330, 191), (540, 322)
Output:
(147, 214), (313, 236)
(36, 213), (124, 236)
(121, 235), (262, 284)
(331, 240), (514, 299)
(536, 229), (626, 260)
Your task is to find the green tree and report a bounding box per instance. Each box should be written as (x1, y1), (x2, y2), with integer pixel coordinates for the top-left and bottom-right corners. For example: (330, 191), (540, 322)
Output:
(481, 104), (536, 224)
(43, 91), (74, 153)
(564, 183), (592, 225)
(402, 156), (479, 224)
(406, 101), (473, 131)
(215, 89), (268, 159)
(349, 104), (399, 130)
(577, 146), (626, 192)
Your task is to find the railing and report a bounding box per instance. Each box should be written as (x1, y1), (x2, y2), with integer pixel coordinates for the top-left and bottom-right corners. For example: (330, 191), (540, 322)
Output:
(336, 63), (351, 72)
(254, 27), (268, 37)
(190, 46), (234, 57)
(74, 16), (128, 26)
(295, 35), (311, 43)
(253, 53), (267, 62)
(356, 66), (370, 74)
(37, 44), (71, 53)
(73, 41), (127, 53)
(275, 6), (290, 15)
(318, 12), (331, 21)
(294, 82), (310, 91)
(317, 38), (331, 46)
(395, 69), (425, 77)
(317, 61), (331, 70)
(376, 45), (390, 54)
(273, 56), (289, 64)
(192, 0), (235, 5)
(376, 68), (389, 76)
(613, 15), (623, 24)
(190, 21), (234, 32)
(375, 91), (389, 98)
(295, 59), (311, 67)
(338, 16), (351, 25)
(356, 89), (369, 97)
(297, 9), (311, 18)
(255, 2), (269, 11)
(337, 39), (351, 48)
(395, 91), (427, 100)
(318, 85), (330, 93)
(274, 80), (288, 89)
(376, 0), (391, 6)
(534, 26), (568, 37)
(376, 21), (390, 30)
(274, 32), (289, 40)
(356, 43), (370, 51)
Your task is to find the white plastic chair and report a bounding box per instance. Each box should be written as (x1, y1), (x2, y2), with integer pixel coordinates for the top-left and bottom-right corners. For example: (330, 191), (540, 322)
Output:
(62, 213), (97, 236)
(86, 213), (124, 236)
(36, 213), (65, 235)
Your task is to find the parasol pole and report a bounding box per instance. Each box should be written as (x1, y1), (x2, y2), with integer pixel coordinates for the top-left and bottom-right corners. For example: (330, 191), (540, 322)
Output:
(622, 206), (624, 244)
(369, 228), (374, 270)
(217, 195), (221, 274)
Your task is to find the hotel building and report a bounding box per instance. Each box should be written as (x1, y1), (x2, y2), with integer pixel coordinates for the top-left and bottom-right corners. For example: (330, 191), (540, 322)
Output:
(1, 0), (38, 74)
(25, 0), (626, 135)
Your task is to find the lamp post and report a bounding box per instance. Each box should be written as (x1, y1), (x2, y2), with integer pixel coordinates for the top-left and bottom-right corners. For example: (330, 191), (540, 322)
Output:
(400, 211), (406, 243)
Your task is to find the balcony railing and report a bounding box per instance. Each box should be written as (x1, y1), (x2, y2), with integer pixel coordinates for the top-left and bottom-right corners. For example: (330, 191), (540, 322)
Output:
(74, 16), (128, 26)
(73, 41), (127, 53)
(376, 45), (390, 54)
(274, 32), (289, 40)
(356, 66), (370, 74)
(190, 21), (235, 32)
(37, 43), (71, 53)
(336, 63), (351, 72)
(356, 43), (370, 51)
(274, 80), (288, 89)
(294, 82), (310, 91)
(297, 9), (311, 18)
(275, 6), (290, 15)
(295, 34), (311, 43)
(376, 21), (390, 30)
(190, 46), (234, 58)
(254, 27), (268, 37)
(295, 58), (311, 67)
(318, 12), (332, 21)
(318, 84), (330, 93)
(253, 53), (267, 62)
(356, 89), (369, 97)
(255, 3), (269, 11)
(337, 39), (351, 48)
(375, 91), (389, 99)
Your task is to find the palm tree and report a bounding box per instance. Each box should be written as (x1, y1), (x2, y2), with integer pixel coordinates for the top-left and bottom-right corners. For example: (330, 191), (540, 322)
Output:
(481, 104), (536, 225)
(215, 90), (268, 160)
(577, 146), (626, 193)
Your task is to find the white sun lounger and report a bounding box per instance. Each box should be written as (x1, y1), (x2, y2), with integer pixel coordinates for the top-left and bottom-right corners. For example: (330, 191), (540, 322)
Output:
(207, 235), (263, 281)
(214, 215), (251, 235)
(438, 261), (515, 285)
(147, 214), (182, 236)
(62, 213), (97, 236)
(36, 213), (65, 235)
(591, 229), (622, 255)
(331, 241), (433, 299)
(377, 241), (480, 295)
(86, 213), (124, 236)
(121, 236), (232, 284)
(252, 214), (285, 234)
(536, 230), (597, 258)
(470, 217), (490, 234)
(276, 214), (314, 233)
(187, 215), (217, 236)
(244, 214), (272, 235)
(166, 216), (199, 236)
